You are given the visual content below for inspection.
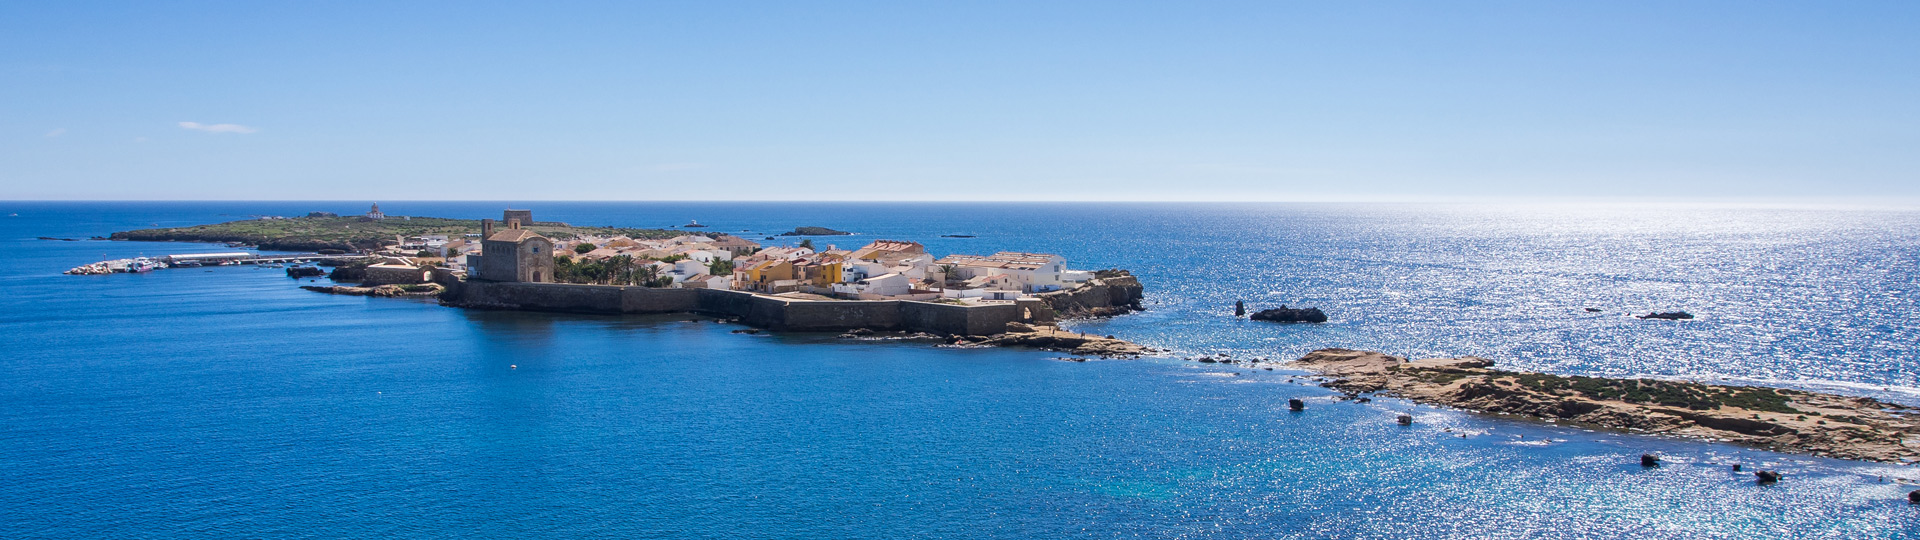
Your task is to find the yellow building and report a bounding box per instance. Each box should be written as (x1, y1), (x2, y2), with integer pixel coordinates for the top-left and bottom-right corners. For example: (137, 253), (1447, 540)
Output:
(796, 258), (844, 288)
(744, 259), (794, 287)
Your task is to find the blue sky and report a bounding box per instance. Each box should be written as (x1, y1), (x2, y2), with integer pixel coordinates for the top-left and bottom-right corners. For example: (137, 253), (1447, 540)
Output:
(4, 2), (1916, 201)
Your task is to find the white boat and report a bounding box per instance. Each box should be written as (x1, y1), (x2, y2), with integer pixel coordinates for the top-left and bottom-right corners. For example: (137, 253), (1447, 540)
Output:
(127, 257), (158, 273)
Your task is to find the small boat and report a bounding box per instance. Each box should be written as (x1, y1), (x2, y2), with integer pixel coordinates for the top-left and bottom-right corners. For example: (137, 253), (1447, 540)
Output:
(683, 220), (708, 228)
(127, 257), (158, 273)
(173, 260), (202, 268)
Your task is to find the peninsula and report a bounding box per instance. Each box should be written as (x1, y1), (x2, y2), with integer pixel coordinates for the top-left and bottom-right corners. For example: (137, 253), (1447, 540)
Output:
(1290, 348), (1920, 463)
(110, 205), (681, 252)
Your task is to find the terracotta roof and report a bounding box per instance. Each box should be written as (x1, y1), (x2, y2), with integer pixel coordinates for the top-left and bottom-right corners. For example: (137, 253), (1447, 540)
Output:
(851, 240), (925, 260)
(486, 228), (541, 243)
(937, 252), (1059, 270)
(711, 235), (759, 247)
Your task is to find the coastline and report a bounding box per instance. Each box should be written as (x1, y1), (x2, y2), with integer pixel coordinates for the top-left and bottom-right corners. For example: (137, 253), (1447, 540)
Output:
(1287, 348), (1920, 463)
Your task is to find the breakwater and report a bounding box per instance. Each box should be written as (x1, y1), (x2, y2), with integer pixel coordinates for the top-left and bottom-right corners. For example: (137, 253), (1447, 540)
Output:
(440, 272), (1144, 336)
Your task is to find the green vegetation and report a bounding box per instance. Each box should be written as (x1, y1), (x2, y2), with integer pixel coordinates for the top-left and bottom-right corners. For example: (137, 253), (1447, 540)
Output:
(707, 258), (735, 275)
(573, 243), (595, 254)
(111, 215), (677, 252)
(1502, 371), (1798, 413)
(1405, 368), (1471, 385)
(553, 255), (672, 287)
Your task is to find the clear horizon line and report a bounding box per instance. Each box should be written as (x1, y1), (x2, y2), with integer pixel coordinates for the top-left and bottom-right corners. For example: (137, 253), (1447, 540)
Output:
(5, 196), (1920, 209)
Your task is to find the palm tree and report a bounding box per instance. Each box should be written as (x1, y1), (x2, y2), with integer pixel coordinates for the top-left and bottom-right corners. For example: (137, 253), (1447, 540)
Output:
(938, 263), (959, 287)
(610, 255), (634, 285)
(632, 263), (662, 288)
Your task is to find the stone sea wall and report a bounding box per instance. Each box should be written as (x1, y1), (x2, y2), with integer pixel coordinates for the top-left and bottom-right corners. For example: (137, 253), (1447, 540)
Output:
(444, 281), (1032, 335)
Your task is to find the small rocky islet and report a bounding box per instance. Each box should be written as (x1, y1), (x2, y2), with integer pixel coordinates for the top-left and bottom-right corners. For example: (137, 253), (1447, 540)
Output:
(1286, 348), (1920, 463)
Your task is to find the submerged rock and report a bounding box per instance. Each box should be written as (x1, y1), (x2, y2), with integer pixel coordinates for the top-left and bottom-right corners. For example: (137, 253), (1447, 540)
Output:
(1251, 305), (1328, 323)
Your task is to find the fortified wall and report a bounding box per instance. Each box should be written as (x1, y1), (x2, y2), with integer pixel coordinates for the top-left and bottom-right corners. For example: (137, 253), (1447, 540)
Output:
(442, 281), (1049, 336)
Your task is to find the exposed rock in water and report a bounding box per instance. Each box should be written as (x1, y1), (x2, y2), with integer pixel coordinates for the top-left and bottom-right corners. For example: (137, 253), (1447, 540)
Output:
(778, 226), (851, 236)
(1754, 470), (1782, 484)
(1288, 398), (1306, 411)
(1250, 305), (1328, 323)
(1640, 454), (1660, 467)
(1909, 489), (1919, 504)
(1286, 348), (1920, 463)
(301, 283), (443, 297)
(968, 322), (1149, 358)
(1397, 414), (1414, 425)
(1638, 311), (1695, 320)
(286, 266), (326, 278)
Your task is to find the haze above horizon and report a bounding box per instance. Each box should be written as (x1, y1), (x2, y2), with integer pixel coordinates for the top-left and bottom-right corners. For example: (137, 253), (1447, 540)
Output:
(4, 2), (1916, 202)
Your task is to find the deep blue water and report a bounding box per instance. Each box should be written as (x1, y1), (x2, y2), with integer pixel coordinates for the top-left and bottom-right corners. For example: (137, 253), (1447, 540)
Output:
(2, 201), (1917, 539)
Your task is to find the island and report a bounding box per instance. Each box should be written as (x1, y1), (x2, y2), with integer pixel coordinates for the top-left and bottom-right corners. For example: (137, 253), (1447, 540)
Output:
(110, 206), (680, 252)
(1289, 348), (1920, 463)
(778, 226), (852, 236)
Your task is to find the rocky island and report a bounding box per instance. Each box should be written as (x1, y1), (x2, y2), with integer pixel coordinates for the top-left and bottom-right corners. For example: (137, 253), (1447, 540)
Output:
(111, 211), (680, 252)
(778, 226), (852, 236)
(1289, 348), (1920, 463)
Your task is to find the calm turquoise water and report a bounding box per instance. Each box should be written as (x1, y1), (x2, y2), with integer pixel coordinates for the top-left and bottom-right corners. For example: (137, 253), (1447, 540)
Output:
(2, 202), (1917, 539)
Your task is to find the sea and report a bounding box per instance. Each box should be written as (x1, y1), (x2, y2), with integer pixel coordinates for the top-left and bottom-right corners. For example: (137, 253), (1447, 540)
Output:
(1, 201), (1916, 539)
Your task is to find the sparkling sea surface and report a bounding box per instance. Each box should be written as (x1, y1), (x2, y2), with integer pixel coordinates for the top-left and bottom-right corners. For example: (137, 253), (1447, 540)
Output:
(1, 202), (1917, 539)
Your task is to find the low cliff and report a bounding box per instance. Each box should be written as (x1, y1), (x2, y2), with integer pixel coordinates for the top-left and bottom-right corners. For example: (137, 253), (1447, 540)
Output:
(1289, 348), (1920, 463)
(1035, 270), (1144, 319)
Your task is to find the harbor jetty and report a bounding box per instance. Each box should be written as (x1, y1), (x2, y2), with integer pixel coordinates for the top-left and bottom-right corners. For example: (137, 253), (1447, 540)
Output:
(1288, 348), (1920, 463)
(66, 252), (359, 275)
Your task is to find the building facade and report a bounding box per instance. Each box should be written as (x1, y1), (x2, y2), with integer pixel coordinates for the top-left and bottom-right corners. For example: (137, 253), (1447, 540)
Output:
(469, 215), (554, 283)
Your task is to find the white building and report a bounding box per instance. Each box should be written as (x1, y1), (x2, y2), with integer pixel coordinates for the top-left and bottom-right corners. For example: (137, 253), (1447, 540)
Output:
(831, 272), (912, 298)
(936, 252), (1092, 292)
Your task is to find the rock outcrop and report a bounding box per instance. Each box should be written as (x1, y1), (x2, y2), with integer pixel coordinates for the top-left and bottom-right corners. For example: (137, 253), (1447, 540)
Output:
(1288, 348), (1920, 463)
(1250, 305), (1328, 323)
(1638, 311), (1695, 320)
(1034, 270), (1145, 319)
(961, 322), (1152, 358)
(302, 284), (444, 297)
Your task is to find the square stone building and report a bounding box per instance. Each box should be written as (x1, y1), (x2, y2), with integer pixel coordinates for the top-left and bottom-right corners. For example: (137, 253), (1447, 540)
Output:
(469, 212), (554, 283)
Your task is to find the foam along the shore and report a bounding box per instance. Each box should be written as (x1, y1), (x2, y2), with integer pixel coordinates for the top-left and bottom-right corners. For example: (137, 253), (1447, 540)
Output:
(1289, 348), (1920, 463)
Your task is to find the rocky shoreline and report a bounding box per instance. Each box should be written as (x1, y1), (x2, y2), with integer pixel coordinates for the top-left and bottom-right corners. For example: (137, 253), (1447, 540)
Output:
(1288, 348), (1920, 463)
(956, 322), (1158, 358)
(302, 283), (445, 297)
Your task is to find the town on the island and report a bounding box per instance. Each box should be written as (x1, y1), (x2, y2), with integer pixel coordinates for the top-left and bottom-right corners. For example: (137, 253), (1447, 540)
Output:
(379, 206), (1101, 304)
(70, 205), (1147, 341)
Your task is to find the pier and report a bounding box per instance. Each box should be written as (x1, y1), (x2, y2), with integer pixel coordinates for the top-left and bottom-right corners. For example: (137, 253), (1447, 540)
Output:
(65, 252), (364, 275)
